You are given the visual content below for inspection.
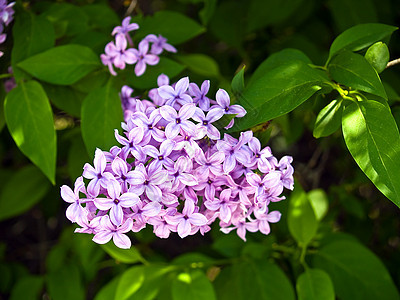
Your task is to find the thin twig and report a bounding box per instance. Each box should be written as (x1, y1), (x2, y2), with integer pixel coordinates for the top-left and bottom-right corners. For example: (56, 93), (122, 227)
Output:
(386, 58), (400, 69)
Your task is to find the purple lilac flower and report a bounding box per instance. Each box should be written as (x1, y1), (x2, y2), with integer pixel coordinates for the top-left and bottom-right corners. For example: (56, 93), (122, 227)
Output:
(112, 16), (139, 46)
(158, 76), (192, 107)
(93, 215), (133, 249)
(159, 103), (197, 139)
(145, 34), (177, 55)
(104, 34), (137, 70)
(212, 88), (247, 129)
(132, 40), (160, 76)
(188, 80), (212, 111)
(62, 75), (295, 248)
(0, 1), (15, 57)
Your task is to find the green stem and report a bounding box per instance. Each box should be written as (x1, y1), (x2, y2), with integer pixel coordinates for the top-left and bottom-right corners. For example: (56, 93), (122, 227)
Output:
(0, 73), (13, 79)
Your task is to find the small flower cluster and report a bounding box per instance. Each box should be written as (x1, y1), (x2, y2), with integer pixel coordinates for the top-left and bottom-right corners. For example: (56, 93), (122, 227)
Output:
(61, 75), (294, 249)
(101, 16), (176, 77)
(0, 0), (15, 57)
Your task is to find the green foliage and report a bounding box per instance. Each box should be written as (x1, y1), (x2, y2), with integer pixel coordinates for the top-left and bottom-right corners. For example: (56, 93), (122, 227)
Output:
(1, 1), (400, 300)
(296, 268), (335, 300)
(4, 81), (56, 184)
(0, 165), (51, 221)
(172, 270), (216, 300)
(313, 240), (400, 300)
(81, 80), (123, 156)
(365, 42), (390, 73)
(18, 45), (101, 85)
(342, 100), (400, 207)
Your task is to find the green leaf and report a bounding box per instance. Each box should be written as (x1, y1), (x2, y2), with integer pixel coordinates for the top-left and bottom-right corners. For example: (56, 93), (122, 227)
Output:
(4, 81), (56, 184)
(81, 81), (123, 156)
(11, 8), (55, 81)
(328, 23), (397, 61)
(249, 49), (312, 86)
(172, 270), (216, 300)
(214, 258), (295, 300)
(0, 165), (50, 221)
(100, 241), (144, 264)
(133, 11), (205, 44)
(128, 57), (185, 89)
(42, 83), (84, 117)
(342, 100), (400, 207)
(199, 0), (217, 25)
(231, 66), (245, 99)
(328, 51), (386, 99)
(94, 276), (120, 300)
(115, 265), (173, 300)
(313, 99), (343, 138)
(67, 132), (91, 181)
(175, 54), (220, 78)
(18, 45), (101, 85)
(365, 42), (390, 73)
(307, 189), (329, 221)
(41, 3), (89, 38)
(287, 183), (318, 245)
(10, 275), (44, 300)
(232, 60), (328, 132)
(313, 240), (399, 300)
(296, 268), (335, 300)
(82, 4), (119, 30)
(46, 263), (85, 300)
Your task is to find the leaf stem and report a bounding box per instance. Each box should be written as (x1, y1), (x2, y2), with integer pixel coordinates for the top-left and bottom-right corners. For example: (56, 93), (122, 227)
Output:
(0, 73), (13, 79)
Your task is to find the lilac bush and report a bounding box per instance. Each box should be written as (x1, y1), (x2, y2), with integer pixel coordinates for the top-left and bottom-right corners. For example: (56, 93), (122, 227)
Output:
(61, 72), (294, 249)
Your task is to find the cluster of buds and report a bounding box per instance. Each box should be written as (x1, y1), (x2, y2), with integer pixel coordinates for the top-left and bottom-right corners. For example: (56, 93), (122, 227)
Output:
(61, 74), (294, 249)
(101, 16), (176, 76)
(0, 0), (15, 57)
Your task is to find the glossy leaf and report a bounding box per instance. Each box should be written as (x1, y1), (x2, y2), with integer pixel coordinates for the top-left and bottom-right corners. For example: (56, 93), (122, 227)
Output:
(328, 51), (386, 99)
(100, 241), (144, 264)
(232, 60), (328, 131)
(81, 81), (123, 156)
(133, 11), (205, 44)
(231, 65), (245, 99)
(115, 265), (173, 300)
(307, 189), (329, 221)
(4, 80), (56, 184)
(328, 23), (397, 61)
(313, 240), (399, 300)
(175, 54), (220, 78)
(249, 48), (312, 86)
(214, 258), (295, 300)
(128, 57), (185, 89)
(365, 42), (390, 73)
(11, 9), (55, 81)
(0, 165), (51, 221)
(313, 99), (343, 138)
(287, 183), (318, 245)
(18, 45), (101, 85)
(296, 268), (335, 300)
(342, 100), (400, 207)
(172, 270), (216, 300)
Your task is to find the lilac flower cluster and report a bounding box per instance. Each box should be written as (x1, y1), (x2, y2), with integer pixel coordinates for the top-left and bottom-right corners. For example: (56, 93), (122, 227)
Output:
(61, 75), (294, 249)
(0, 0), (15, 57)
(101, 16), (177, 77)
